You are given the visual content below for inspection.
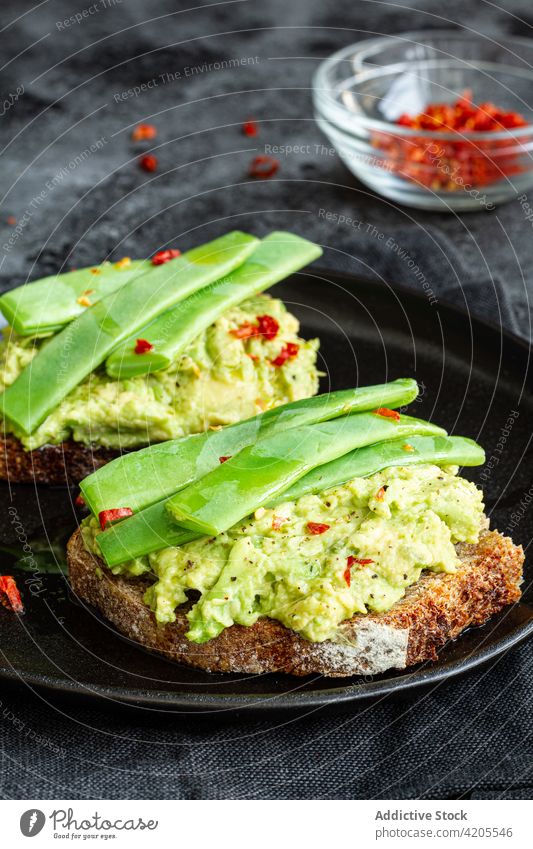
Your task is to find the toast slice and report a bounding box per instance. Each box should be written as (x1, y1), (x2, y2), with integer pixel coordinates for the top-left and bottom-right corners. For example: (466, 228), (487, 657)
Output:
(67, 526), (524, 677)
(0, 435), (122, 485)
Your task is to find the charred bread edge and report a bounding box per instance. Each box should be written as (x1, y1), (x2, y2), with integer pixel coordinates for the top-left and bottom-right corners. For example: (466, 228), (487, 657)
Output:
(0, 435), (123, 485)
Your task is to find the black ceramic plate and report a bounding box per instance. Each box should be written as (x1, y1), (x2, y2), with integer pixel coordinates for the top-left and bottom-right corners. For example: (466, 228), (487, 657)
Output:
(0, 270), (531, 715)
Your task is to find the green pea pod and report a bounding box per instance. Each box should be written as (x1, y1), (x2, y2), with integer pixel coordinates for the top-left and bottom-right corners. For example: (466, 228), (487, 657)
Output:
(1, 232), (259, 436)
(165, 413), (447, 536)
(96, 433), (483, 567)
(105, 232), (322, 378)
(0, 260), (151, 336)
(81, 379), (419, 516)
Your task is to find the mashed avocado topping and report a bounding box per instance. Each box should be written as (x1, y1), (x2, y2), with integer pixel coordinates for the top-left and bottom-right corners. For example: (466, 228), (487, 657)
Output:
(0, 294), (319, 449)
(81, 464), (484, 644)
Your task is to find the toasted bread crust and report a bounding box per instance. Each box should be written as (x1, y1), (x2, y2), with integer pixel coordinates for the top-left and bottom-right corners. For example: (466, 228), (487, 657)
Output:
(67, 528), (523, 677)
(0, 435), (121, 485)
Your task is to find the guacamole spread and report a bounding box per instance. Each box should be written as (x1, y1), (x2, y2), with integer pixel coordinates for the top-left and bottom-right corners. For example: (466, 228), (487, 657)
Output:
(0, 294), (319, 449)
(82, 464), (484, 644)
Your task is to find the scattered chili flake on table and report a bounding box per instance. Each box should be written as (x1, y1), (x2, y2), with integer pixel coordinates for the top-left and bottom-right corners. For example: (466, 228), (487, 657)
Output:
(219, 455), (231, 463)
(151, 249), (181, 265)
(139, 154), (158, 172)
(99, 508), (134, 531)
(242, 119), (258, 137)
(372, 90), (530, 191)
(248, 154), (279, 179)
(306, 521), (330, 535)
(373, 407), (401, 422)
(0, 576), (23, 614)
(6, 216), (17, 225)
(271, 342), (299, 367)
(132, 123), (158, 142)
(134, 338), (154, 354)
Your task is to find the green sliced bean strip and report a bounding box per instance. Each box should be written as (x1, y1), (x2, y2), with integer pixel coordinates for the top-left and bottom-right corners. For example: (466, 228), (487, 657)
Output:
(1, 232), (259, 435)
(81, 379), (419, 516)
(105, 232), (322, 378)
(165, 413), (447, 535)
(96, 433), (482, 567)
(0, 260), (151, 336)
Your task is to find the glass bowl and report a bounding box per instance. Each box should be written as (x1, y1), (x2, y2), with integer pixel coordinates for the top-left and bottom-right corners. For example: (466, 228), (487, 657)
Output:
(313, 31), (533, 210)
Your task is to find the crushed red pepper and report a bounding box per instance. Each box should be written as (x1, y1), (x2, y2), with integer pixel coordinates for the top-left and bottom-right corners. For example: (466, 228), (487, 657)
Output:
(151, 249), (181, 265)
(230, 315), (280, 341)
(99, 508), (134, 531)
(372, 90), (530, 190)
(248, 155), (279, 179)
(375, 487), (386, 502)
(132, 124), (158, 142)
(139, 154), (158, 172)
(271, 342), (299, 367)
(219, 456), (231, 463)
(272, 515), (289, 530)
(347, 555), (375, 567)
(230, 322), (257, 340)
(256, 314), (279, 340)
(306, 521), (330, 535)
(374, 407), (401, 422)
(134, 338), (154, 354)
(0, 576), (23, 613)
(75, 494), (85, 507)
(242, 119), (258, 137)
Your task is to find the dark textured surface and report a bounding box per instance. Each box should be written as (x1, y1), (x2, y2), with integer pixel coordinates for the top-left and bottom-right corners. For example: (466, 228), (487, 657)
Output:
(0, 0), (532, 799)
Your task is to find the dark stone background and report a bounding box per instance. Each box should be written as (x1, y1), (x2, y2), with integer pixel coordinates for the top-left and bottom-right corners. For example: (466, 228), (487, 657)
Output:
(0, 0), (531, 799)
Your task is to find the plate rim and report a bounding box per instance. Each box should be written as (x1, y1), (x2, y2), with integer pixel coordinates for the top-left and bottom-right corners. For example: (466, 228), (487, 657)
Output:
(0, 268), (531, 713)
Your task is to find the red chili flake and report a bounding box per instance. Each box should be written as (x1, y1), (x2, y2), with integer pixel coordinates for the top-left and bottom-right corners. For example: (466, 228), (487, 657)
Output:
(75, 494), (85, 507)
(374, 407), (401, 422)
(139, 154), (158, 172)
(242, 119), (258, 137)
(371, 90), (530, 191)
(0, 576), (23, 614)
(230, 322), (258, 339)
(248, 155), (279, 179)
(132, 123), (158, 142)
(375, 487), (386, 502)
(247, 352), (260, 362)
(219, 456), (231, 463)
(134, 338), (154, 354)
(272, 514), (289, 530)
(306, 521), (330, 535)
(271, 342), (299, 367)
(151, 249), (181, 265)
(347, 555), (375, 567)
(343, 566), (351, 587)
(256, 314), (279, 340)
(99, 508), (134, 531)
(6, 216), (16, 226)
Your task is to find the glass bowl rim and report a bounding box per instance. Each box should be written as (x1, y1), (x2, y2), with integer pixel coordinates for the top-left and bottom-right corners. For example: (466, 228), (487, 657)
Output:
(313, 29), (533, 141)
